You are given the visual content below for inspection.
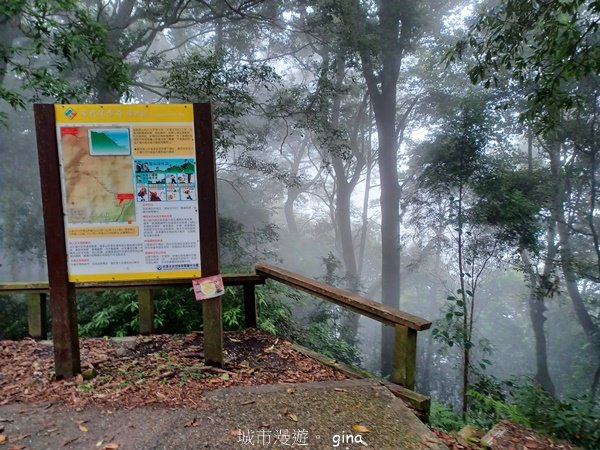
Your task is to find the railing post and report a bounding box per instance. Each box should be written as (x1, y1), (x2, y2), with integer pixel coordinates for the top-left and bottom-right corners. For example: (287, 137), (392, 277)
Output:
(27, 293), (48, 340)
(392, 324), (417, 390)
(243, 284), (257, 328)
(138, 289), (154, 335)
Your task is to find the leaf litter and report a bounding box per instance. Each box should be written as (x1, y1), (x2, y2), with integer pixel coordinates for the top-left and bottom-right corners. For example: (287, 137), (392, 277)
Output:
(0, 328), (347, 410)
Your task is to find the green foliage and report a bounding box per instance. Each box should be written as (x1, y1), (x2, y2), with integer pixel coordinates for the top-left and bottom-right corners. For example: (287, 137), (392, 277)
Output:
(256, 281), (362, 368)
(429, 400), (465, 432)
(0, 295), (27, 340)
(0, 0), (130, 123)
(151, 288), (202, 334)
(163, 50), (279, 153)
(78, 290), (139, 337)
(219, 217), (280, 269)
(472, 163), (548, 251)
(508, 383), (600, 449)
(468, 377), (600, 449)
(295, 320), (361, 367)
(417, 95), (491, 193)
(450, 0), (600, 133)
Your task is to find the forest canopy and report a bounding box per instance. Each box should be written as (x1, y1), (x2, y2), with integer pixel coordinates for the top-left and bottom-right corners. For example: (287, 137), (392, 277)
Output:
(0, 1), (599, 447)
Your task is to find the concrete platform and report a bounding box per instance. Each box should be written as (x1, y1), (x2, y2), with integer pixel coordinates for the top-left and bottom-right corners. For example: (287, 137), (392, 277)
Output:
(0, 379), (446, 449)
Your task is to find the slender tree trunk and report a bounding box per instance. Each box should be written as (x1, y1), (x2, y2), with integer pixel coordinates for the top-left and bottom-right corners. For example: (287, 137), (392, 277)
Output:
(521, 249), (556, 395)
(519, 133), (556, 395)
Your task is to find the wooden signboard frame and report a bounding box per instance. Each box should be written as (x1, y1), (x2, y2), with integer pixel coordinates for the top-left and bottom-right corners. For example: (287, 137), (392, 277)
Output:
(34, 103), (222, 379)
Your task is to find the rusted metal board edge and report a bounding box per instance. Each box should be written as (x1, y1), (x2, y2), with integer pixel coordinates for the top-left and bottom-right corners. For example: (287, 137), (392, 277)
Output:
(256, 262), (431, 331)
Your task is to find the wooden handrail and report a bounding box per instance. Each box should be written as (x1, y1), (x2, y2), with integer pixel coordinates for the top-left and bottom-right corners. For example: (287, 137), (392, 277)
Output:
(0, 274), (265, 293)
(0, 274), (265, 338)
(255, 263), (431, 331)
(255, 262), (431, 389)
(4, 266), (428, 390)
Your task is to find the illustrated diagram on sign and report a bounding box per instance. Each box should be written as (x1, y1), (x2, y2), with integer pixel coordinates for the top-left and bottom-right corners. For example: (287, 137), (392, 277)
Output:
(134, 159), (196, 203)
(59, 126), (135, 224)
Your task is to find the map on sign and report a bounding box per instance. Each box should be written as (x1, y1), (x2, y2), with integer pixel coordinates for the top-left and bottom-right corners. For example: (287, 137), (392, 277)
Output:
(60, 126), (135, 224)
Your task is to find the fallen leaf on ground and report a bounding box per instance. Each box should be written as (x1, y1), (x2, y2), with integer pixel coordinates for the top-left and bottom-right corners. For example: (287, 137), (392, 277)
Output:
(333, 388), (347, 392)
(102, 444), (119, 450)
(241, 400), (255, 406)
(352, 424), (370, 433)
(230, 429), (242, 436)
(184, 418), (198, 428)
(8, 435), (29, 441)
(8, 445), (26, 450)
(289, 414), (298, 422)
(78, 424), (89, 433)
(0, 329), (348, 411)
(0, 435), (6, 443)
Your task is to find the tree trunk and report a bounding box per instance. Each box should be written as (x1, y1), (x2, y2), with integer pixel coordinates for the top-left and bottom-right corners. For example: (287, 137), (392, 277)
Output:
(557, 220), (600, 357)
(284, 187), (300, 236)
(520, 248), (556, 395)
(376, 107), (401, 375)
(529, 287), (556, 395)
(549, 139), (600, 393)
(517, 134), (556, 395)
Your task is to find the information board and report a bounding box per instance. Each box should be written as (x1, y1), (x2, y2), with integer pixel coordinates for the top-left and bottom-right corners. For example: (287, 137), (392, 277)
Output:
(54, 104), (202, 282)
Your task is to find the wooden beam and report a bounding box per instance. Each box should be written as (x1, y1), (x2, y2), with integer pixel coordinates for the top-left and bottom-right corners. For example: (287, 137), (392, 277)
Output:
(255, 263), (431, 331)
(243, 284), (257, 328)
(138, 289), (154, 335)
(195, 103), (223, 367)
(0, 282), (50, 293)
(392, 325), (417, 390)
(27, 293), (48, 340)
(0, 274), (265, 294)
(35, 104), (81, 379)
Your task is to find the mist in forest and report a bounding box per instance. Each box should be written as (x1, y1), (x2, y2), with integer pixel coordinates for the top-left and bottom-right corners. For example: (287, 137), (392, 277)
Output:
(1, 0), (599, 420)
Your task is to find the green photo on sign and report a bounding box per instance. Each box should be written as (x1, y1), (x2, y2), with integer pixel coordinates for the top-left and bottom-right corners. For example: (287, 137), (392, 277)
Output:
(89, 128), (131, 156)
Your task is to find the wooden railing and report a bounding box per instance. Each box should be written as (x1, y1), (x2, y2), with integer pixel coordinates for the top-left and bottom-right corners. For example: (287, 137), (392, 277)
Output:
(255, 263), (431, 390)
(0, 274), (265, 339)
(0, 263), (431, 390)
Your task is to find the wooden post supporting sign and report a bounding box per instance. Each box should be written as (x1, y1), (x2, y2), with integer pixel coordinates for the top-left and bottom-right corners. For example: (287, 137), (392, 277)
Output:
(194, 103), (223, 367)
(34, 104), (81, 379)
(34, 102), (224, 377)
(27, 293), (48, 340)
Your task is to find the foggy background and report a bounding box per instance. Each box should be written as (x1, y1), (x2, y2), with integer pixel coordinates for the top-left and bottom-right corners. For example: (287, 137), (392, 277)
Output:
(1, 0), (598, 416)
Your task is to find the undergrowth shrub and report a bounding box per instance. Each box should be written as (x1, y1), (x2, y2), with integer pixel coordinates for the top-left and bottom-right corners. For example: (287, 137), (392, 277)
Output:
(429, 401), (465, 432)
(468, 377), (600, 450)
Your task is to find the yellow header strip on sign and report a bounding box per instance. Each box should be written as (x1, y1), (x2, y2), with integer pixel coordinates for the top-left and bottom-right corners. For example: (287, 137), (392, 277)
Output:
(55, 104), (194, 124)
(69, 270), (201, 283)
